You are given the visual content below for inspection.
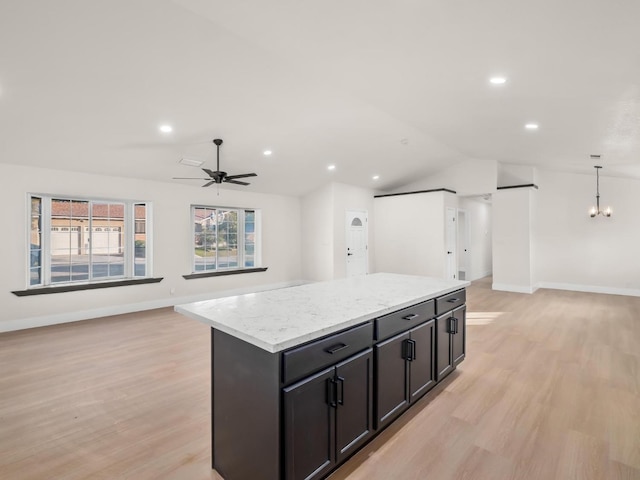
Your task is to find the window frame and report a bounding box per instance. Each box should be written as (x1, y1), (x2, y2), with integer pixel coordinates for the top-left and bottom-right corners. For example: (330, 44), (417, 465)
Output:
(190, 205), (261, 274)
(26, 194), (152, 289)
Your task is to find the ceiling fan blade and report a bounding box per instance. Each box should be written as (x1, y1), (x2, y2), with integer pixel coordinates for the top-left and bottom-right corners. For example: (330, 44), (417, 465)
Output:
(202, 168), (217, 177)
(202, 181), (216, 187)
(173, 177), (211, 180)
(224, 179), (250, 186)
(225, 173), (257, 180)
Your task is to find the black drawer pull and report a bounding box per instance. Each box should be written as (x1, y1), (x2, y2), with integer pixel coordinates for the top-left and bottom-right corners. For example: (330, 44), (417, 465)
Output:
(325, 343), (349, 354)
(402, 313), (420, 321)
(446, 298), (460, 303)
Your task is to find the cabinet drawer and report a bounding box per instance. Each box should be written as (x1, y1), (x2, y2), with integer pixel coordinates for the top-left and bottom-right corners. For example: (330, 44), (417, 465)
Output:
(435, 289), (466, 314)
(282, 322), (373, 385)
(375, 300), (435, 341)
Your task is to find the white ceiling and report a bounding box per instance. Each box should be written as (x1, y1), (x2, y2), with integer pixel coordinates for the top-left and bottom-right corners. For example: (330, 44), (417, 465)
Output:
(2, 0), (639, 196)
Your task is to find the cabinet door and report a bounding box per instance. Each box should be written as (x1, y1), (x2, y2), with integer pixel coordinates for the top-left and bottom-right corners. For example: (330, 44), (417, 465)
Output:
(451, 306), (466, 367)
(435, 313), (453, 381)
(408, 320), (435, 401)
(283, 367), (336, 480)
(374, 332), (409, 429)
(335, 348), (373, 464)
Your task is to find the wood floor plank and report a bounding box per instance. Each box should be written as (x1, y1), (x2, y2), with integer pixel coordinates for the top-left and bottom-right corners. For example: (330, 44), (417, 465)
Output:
(1, 277), (639, 479)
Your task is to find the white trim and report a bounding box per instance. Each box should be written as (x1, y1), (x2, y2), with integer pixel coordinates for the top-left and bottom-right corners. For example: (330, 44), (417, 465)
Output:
(468, 270), (492, 282)
(1, 280), (307, 333)
(492, 282), (538, 294)
(537, 282), (640, 297)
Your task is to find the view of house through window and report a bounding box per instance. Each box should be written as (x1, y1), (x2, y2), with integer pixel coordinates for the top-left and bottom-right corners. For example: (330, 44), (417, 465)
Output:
(28, 195), (150, 287)
(192, 206), (259, 272)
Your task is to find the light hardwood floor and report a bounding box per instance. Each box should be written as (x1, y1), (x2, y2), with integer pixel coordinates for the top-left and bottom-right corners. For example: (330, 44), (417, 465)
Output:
(1, 278), (639, 479)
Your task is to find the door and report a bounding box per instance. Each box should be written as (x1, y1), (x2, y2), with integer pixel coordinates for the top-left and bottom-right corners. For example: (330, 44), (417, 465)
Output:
(283, 367), (336, 480)
(374, 332), (410, 429)
(335, 348), (373, 463)
(346, 210), (367, 277)
(451, 306), (466, 367)
(435, 313), (454, 381)
(408, 320), (435, 400)
(445, 207), (457, 280)
(457, 209), (468, 281)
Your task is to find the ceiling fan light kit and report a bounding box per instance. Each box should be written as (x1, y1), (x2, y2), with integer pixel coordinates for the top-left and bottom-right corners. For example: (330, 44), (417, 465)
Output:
(172, 138), (257, 187)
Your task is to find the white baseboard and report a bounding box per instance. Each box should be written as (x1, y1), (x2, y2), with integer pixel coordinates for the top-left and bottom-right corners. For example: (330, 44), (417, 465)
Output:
(492, 282), (538, 294)
(469, 270), (492, 282)
(536, 282), (640, 297)
(1, 280), (307, 333)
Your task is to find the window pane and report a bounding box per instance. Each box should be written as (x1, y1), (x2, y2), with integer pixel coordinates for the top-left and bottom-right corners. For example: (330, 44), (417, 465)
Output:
(30, 197), (42, 277)
(244, 210), (256, 268)
(134, 203), (147, 277)
(91, 202), (125, 280)
(192, 206), (256, 272)
(50, 199), (88, 283)
(194, 207), (218, 272)
(29, 196), (150, 288)
(30, 267), (41, 286)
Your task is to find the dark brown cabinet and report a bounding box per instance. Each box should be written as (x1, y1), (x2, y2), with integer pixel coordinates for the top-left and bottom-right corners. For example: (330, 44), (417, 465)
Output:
(435, 305), (466, 382)
(283, 348), (373, 480)
(375, 320), (435, 429)
(207, 288), (466, 480)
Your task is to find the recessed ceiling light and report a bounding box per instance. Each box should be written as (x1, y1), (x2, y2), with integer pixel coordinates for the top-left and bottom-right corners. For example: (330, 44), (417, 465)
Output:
(159, 125), (173, 133)
(328, 165), (336, 171)
(263, 150), (272, 156)
(179, 157), (204, 167)
(490, 77), (507, 85)
(525, 123), (539, 130)
(372, 175), (380, 180)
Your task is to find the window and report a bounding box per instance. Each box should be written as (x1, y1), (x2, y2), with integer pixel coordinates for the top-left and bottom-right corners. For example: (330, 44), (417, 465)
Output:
(28, 195), (151, 287)
(192, 206), (260, 273)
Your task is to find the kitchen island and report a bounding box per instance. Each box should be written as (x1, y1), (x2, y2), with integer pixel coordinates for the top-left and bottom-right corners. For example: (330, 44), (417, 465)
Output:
(175, 273), (469, 480)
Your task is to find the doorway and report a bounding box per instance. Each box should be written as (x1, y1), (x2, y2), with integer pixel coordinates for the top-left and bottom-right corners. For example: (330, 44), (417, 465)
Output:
(346, 210), (368, 277)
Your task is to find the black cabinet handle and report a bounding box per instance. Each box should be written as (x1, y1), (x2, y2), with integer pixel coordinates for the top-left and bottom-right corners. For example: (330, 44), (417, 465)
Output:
(403, 339), (416, 361)
(327, 378), (337, 408)
(448, 317), (455, 334)
(446, 298), (460, 303)
(450, 317), (459, 334)
(408, 339), (416, 361)
(337, 376), (345, 405)
(402, 339), (411, 360)
(325, 343), (348, 354)
(402, 313), (420, 321)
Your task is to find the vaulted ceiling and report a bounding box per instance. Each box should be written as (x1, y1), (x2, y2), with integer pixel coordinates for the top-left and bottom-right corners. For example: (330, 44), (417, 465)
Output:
(1, 0), (639, 196)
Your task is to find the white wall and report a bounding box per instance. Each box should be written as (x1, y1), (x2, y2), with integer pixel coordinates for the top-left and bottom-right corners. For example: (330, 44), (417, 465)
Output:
(498, 163), (538, 187)
(1, 163), (302, 331)
(301, 182), (375, 281)
(492, 187), (536, 293)
(301, 184), (334, 281)
(458, 197), (492, 281)
(385, 159), (498, 196)
(534, 169), (640, 295)
(373, 192), (446, 277)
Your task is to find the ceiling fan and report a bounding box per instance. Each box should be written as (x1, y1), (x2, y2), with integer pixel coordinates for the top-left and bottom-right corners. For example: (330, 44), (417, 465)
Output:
(173, 139), (257, 187)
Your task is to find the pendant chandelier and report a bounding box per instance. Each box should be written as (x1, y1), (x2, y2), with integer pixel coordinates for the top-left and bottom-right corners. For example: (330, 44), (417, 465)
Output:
(589, 165), (612, 218)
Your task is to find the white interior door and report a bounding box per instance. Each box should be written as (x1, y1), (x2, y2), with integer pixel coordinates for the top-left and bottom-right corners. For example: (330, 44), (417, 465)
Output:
(457, 209), (468, 280)
(346, 210), (368, 277)
(445, 207), (457, 280)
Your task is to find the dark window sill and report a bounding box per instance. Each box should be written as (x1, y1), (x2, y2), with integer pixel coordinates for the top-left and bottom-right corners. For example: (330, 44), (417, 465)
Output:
(12, 277), (163, 297)
(183, 267), (268, 280)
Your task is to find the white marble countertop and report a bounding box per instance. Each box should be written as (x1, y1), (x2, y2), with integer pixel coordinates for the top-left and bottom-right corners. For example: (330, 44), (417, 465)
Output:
(174, 273), (469, 353)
